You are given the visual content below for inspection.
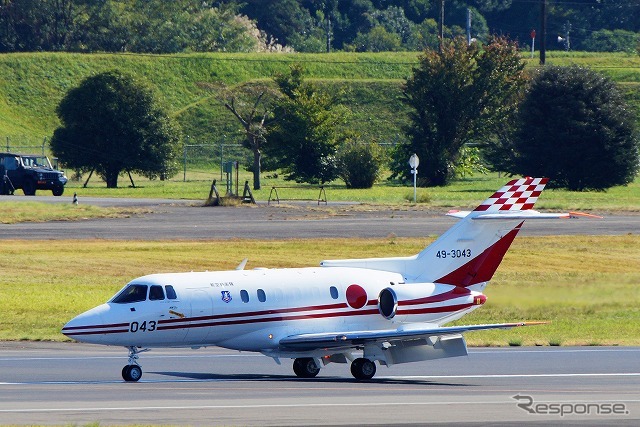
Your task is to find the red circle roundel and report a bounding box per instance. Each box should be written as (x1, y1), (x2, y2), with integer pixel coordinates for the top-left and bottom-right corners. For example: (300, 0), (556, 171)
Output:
(346, 284), (368, 309)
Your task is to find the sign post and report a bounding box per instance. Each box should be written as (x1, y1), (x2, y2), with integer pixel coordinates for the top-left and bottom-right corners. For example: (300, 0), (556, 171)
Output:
(409, 154), (419, 203)
(530, 29), (536, 58)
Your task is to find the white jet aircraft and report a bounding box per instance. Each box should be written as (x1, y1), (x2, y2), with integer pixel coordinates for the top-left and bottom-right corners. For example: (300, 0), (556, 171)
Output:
(63, 177), (597, 381)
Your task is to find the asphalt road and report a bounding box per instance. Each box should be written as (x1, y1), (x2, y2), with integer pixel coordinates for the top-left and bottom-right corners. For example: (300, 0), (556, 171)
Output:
(1, 195), (637, 239)
(0, 343), (638, 426)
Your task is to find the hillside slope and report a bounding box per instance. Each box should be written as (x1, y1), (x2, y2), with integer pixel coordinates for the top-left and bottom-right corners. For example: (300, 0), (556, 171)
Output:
(1, 51), (638, 151)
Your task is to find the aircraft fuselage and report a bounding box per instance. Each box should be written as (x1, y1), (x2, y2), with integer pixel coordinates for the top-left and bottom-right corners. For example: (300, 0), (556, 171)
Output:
(63, 267), (485, 351)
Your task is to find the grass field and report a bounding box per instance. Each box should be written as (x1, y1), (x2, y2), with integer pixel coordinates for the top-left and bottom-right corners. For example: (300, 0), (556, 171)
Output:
(0, 201), (147, 224)
(1, 235), (638, 345)
(62, 172), (640, 211)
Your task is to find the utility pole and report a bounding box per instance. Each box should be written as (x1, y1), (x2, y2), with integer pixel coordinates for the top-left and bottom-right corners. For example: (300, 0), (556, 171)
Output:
(438, 0), (445, 52)
(540, 0), (546, 65)
(466, 8), (471, 45)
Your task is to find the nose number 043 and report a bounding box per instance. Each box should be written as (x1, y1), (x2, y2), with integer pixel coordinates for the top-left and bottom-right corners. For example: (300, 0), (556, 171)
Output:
(130, 320), (157, 333)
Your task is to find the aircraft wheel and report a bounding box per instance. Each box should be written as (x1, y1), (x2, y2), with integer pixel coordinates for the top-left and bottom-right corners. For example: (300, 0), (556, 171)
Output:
(293, 358), (320, 378)
(122, 365), (142, 382)
(122, 365), (130, 379)
(350, 358), (376, 380)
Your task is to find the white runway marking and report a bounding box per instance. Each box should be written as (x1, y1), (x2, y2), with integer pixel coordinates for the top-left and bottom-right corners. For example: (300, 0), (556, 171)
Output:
(2, 399), (640, 414)
(380, 373), (640, 380)
(471, 348), (640, 354)
(0, 347), (636, 362)
(1, 372), (638, 386)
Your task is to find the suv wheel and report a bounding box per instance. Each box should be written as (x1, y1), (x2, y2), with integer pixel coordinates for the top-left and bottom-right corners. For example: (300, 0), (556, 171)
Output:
(52, 185), (64, 196)
(22, 179), (36, 196)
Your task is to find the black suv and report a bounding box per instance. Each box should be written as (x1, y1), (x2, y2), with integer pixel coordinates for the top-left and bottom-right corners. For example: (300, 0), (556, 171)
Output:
(0, 153), (68, 196)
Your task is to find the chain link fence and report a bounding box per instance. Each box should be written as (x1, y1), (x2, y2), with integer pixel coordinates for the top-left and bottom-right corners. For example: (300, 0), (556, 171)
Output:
(2, 136), (48, 156)
(2, 136), (402, 182)
(180, 141), (247, 181)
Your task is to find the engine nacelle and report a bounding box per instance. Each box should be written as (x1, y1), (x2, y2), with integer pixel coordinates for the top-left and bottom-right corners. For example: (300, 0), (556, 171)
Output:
(377, 282), (482, 322)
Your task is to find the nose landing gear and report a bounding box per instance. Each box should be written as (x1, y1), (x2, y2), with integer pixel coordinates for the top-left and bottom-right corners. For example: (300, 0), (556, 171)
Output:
(122, 346), (149, 382)
(122, 364), (142, 382)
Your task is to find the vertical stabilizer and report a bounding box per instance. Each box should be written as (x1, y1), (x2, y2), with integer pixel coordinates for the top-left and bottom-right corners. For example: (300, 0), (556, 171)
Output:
(472, 177), (549, 213)
(321, 178), (559, 287)
(408, 178), (549, 284)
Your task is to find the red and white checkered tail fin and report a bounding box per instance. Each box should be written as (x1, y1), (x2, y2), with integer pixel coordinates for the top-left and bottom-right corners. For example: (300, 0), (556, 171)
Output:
(473, 177), (549, 212)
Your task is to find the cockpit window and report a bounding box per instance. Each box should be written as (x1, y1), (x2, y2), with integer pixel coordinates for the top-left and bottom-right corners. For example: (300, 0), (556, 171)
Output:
(149, 285), (165, 301)
(112, 284), (148, 304)
(165, 285), (177, 300)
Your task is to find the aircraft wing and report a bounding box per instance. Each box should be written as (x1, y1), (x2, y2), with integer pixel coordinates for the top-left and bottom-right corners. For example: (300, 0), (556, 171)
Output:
(279, 321), (546, 350)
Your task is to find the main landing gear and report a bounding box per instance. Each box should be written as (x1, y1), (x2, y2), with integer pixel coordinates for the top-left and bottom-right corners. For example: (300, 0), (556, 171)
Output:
(293, 357), (320, 378)
(122, 346), (148, 382)
(350, 357), (376, 380)
(292, 357), (377, 380)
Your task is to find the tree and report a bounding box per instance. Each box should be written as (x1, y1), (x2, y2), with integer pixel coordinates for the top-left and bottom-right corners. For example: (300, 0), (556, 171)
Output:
(266, 64), (346, 184)
(583, 29), (639, 53)
(336, 140), (385, 188)
(51, 70), (181, 188)
(397, 36), (527, 186)
(224, 84), (278, 190)
(507, 65), (639, 191)
(0, 0), (87, 52)
(350, 25), (403, 51)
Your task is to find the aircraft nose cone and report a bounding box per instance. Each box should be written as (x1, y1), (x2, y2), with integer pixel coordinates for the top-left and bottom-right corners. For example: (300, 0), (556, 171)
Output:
(61, 304), (112, 343)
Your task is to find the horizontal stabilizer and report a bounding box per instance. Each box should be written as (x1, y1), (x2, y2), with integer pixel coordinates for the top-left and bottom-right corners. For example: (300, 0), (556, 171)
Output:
(473, 210), (603, 220)
(448, 210), (603, 220)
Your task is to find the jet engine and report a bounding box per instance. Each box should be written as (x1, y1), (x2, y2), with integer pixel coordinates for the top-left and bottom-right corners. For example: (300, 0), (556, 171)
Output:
(377, 282), (477, 321)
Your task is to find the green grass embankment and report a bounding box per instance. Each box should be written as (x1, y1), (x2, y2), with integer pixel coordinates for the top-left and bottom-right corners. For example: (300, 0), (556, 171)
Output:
(1, 51), (639, 150)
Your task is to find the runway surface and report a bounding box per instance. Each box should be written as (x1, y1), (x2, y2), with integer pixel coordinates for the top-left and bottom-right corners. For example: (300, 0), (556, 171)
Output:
(0, 342), (638, 425)
(1, 195), (637, 239)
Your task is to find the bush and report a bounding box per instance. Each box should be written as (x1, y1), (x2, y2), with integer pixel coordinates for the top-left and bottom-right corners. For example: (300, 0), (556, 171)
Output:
(337, 142), (385, 189)
(509, 65), (639, 191)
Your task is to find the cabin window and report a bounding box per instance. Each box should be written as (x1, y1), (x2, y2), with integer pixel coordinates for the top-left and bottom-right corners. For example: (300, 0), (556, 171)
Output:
(240, 290), (249, 303)
(165, 285), (177, 300)
(330, 286), (339, 299)
(112, 284), (148, 304)
(257, 288), (266, 302)
(149, 285), (165, 301)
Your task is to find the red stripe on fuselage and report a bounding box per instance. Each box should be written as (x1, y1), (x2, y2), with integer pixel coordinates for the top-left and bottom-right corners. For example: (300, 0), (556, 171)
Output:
(63, 328), (130, 336)
(398, 287), (471, 306)
(158, 302), (349, 325)
(63, 295), (479, 337)
(397, 302), (474, 315)
(157, 308), (380, 331)
(62, 322), (129, 331)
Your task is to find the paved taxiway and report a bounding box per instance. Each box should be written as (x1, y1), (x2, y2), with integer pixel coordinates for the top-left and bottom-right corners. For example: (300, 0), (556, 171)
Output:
(2, 196), (638, 425)
(1, 195), (637, 239)
(0, 343), (638, 425)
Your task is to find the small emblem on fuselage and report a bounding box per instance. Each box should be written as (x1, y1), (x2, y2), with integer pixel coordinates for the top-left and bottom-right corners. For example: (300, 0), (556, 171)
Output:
(221, 290), (232, 303)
